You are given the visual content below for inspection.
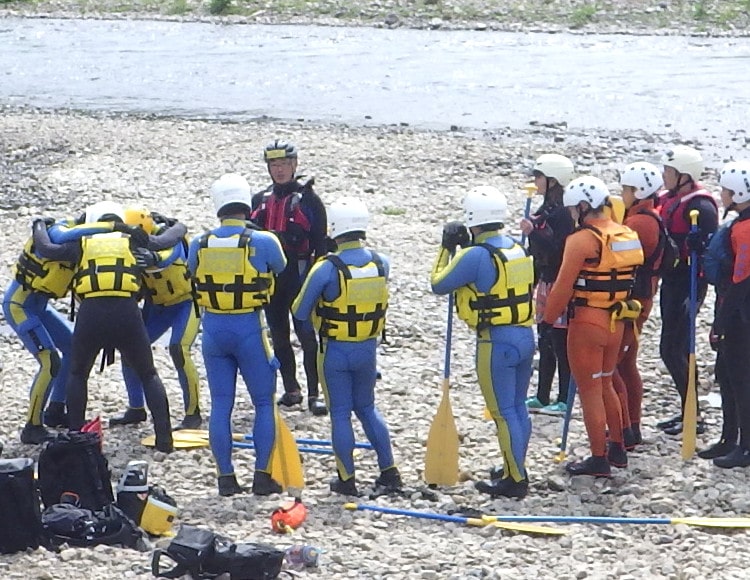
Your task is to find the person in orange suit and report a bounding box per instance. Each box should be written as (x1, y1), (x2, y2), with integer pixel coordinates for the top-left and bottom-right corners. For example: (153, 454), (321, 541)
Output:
(542, 176), (644, 477)
(613, 163), (665, 450)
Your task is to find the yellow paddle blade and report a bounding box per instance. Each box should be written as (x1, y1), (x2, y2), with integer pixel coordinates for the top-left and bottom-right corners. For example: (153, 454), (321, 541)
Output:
(465, 516), (564, 536)
(672, 517), (750, 528)
(269, 409), (305, 491)
(141, 434), (208, 449)
(681, 352), (697, 460)
(483, 407), (492, 421)
(424, 379), (459, 486)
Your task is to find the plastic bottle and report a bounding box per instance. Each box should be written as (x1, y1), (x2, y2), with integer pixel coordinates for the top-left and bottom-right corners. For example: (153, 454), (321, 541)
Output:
(284, 545), (321, 570)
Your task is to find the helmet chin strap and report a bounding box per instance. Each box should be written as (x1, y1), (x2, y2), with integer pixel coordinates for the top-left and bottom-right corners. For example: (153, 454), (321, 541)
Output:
(668, 173), (694, 196)
(576, 202), (591, 227)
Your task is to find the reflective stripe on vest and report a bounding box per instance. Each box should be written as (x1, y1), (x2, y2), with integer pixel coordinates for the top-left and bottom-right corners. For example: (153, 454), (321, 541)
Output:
(572, 222), (644, 309)
(194, 229), (274, 313)
(73, 233), (141, 298)
(315, 252), (388, 341)
(14, 237), (76, 299)
(455, 242), (535, 330)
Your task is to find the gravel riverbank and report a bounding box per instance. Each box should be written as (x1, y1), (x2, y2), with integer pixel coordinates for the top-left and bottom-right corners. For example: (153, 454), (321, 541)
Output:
(1, 107), (749, 579)
(2, 0), (750, 35)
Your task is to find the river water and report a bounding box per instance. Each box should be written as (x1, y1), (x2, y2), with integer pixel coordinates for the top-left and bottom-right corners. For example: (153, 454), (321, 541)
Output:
(1, 17), (749, 146)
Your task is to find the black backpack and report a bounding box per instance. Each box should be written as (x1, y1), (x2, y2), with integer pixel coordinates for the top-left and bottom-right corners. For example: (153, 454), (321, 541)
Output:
(152, 524), (285, 580)
(0, 458), (46, 554)
(38, 431), (114, 511)
(639, 210), (680, 277)
(42, 502), (148, 551)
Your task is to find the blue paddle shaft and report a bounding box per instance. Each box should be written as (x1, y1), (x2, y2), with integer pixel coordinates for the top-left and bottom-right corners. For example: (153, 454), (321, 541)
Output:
(233, 442), (335, 455)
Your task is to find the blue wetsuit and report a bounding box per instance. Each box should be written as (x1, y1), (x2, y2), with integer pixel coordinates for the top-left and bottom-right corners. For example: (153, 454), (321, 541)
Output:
(188, 219), (286, 477)
(431, 231), (534, 482)
(292, 240), (396, 481)
(3, 280), (71, 425)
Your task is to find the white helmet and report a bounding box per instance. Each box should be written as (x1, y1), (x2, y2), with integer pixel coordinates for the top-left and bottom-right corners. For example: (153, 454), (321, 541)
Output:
(463, 186), (508, 228)
(719, 161), (750, 205)
(620, 162), (664, 199)
(661, 145), (704, 182)
(210, 173), (252, 217)
(532, 154), (576, 187)
(564, 176), (610, 210)
(328, 197), (370, 238)
(85, 200), (125, 224)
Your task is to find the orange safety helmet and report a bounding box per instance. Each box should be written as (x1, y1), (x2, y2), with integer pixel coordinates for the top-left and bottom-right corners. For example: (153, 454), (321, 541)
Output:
(124, 206), (155, 233)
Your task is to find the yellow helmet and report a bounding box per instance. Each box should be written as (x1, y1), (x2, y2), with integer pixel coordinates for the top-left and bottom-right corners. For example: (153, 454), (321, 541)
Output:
(139, 496), (179, 536)
(124, 206), (155, 233)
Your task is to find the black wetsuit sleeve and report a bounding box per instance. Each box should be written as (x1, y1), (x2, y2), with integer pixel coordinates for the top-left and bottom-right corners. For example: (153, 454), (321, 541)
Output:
(32, 221), (81, 262)
(301, 190), (328, 260)
(147, 222), (188, 251)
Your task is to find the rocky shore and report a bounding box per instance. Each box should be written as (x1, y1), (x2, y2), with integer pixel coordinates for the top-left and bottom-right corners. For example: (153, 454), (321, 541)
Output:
(1, 0), (750, 36)
(0, 106), (749, 579)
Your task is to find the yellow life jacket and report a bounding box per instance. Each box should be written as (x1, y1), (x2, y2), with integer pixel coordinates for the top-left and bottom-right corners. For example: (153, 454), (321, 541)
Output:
(14, 237), (76, 298)
(572, 222), (644, 309)
(314, 252), (388, 341)
(142, 245), (194, 307)
(193, 229), (274, 313)
(455, 242), (535, 330)
(73, 233), (141, 298)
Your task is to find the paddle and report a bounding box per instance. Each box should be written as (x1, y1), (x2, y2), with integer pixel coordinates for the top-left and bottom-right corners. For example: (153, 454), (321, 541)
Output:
(141, 431), (358, 456)
(179, 429), (373, 449)
(483, 513), (750, 529)
(344, 503), (565, 536)
(424, 294), (460, 487)
(682, 209), (700, 460)
(269, 407), (305, 491)
(520, 182), (536, 246)
(553, 376), (578, 463)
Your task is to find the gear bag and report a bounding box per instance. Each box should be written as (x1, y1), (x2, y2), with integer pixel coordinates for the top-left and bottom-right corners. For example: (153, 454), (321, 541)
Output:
(152, 524), (285, 579)
(42, 502), (148, 551)
(38, 431), (115, 511)
(0, 458), (46, 554)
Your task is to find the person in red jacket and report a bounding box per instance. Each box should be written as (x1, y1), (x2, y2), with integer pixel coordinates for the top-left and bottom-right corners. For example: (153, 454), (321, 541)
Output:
(613, 162), (665, 449)
(657, 146), (718, 436)
(542, 176), (644, 477)
(709, 161), (750, 468)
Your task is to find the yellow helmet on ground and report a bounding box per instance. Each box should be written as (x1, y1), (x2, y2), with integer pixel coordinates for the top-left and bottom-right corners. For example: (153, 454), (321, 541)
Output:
(124, 206), (155, 233)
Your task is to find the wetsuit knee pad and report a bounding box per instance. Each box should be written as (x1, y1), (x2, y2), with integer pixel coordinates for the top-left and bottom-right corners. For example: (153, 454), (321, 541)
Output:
(168, 343), (186, 369)
(18, 317), (54, 353)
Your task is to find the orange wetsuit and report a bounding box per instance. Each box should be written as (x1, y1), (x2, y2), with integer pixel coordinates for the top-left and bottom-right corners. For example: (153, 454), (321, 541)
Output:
(543, 216), (641, 456)
(613, 199), (661, 429)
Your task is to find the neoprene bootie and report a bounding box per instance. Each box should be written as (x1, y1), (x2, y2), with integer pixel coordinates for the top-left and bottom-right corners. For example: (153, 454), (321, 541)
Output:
(565, 455), (611, 477)
(173, 411), (202, 431)
(713, 447), (750, 469)
(607, 442), (628, 468)
(698, 439), (737, 460)
(43, 402), (68, 428)
(109, 407), (147, 426)
(277, 391), (303, 408)
(374, 467), (403, 492)
(308, 397), (328, 417)
(218, 474), (246, 497)
(252, 471), (282, 496)
(475, 477), (529, 499)
(20, 423), (52, 445)
(329, 475), (358, 496)
(623, 427), (638, 451)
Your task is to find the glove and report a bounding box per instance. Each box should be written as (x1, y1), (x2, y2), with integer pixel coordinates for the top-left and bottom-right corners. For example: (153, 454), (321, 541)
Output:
(686, 231), (705, 254)
(323, 236), (338, 254)
(441, 221), (470, 251)
(150, 211), (178, 228)
(133, 248), (159, 269)
(32, 216), (55, 229)
(114, 223), (149, 248)
(537, 321), (553, 344)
